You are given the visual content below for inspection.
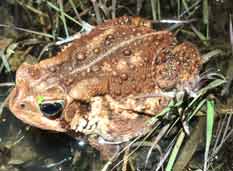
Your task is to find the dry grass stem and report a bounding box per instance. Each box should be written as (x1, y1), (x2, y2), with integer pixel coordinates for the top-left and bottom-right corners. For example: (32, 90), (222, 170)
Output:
(91, 0), (103, 24)
(111, 0), (117, 18)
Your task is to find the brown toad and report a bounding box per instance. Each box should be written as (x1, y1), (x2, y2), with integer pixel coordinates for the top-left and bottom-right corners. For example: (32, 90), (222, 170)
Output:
(8, 16), (202, 159)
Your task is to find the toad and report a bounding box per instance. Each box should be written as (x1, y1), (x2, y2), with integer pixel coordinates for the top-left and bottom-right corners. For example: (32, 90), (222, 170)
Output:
(8, 16), (202, 159)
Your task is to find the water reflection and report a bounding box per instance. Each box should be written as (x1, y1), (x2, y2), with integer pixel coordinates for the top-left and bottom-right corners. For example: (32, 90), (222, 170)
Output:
(0, 107), (101, 171)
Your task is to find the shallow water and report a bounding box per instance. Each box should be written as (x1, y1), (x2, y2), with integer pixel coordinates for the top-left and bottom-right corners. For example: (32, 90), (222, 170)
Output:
(0, 106), (107, 171)
(0, 107), (72, 171)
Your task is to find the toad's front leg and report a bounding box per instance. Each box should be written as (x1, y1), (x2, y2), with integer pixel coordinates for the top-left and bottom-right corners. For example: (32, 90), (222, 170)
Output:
(67, 96), (149, 160)
(64, 97), (122, 160)
(66, 76), (110, 133)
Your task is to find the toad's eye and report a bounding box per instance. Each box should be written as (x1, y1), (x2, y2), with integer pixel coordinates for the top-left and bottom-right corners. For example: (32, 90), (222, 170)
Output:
(39, 101), (64, 119)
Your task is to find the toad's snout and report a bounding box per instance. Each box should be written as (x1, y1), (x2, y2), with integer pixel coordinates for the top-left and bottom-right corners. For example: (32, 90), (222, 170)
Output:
(8, 83), (32, 116)
(8, 85), (66, 132)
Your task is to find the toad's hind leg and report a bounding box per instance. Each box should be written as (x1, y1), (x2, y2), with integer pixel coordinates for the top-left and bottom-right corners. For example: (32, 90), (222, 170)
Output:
(99, 16), (152, 28)
(154, 42), (202, 91)
(172, 42), (202, 83)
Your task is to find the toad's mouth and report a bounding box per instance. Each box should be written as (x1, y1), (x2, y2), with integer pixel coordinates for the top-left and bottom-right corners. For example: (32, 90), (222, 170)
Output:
(8, 88), (66, 132)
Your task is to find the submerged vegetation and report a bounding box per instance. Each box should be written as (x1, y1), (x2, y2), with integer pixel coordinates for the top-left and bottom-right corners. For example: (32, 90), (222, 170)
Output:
(0, 0), (233, 171)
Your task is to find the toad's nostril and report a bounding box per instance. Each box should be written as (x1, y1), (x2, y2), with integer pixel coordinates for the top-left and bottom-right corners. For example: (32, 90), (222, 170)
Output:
(20, 103), (26, 108)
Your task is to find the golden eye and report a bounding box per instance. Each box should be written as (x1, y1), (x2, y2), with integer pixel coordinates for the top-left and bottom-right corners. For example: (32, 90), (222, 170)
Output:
(39, 101), (64, 119)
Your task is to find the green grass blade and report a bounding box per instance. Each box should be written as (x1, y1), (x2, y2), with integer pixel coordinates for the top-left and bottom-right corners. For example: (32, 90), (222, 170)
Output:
(202, 0), (208, 24)
(177, 0), (180, 18)
(157, 0), (161, 20)
(45, 1), (81, 26)
(198, 79), (226, 96)
(58, 0), (69, 38)
(147, 100), (175, 125)
(68, 0), (82, 21)
(191, 25), (207, 44)
(203, 0), (209, 40)
(0, 43), (18, 72)
(165, 131), (185, 171)
(0, 24), (60, 40)
(187, 98), (207, 121)
(182, 0), (190, 16)
(204, 99), (215, 171)
(186, 78), (226, 110)
(16, 0), (48, 17)
(151, 0), (157, 20)
(202, 49), (224, 63)
(230, 14), (233, 53)
(0, 50), (11, 72)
